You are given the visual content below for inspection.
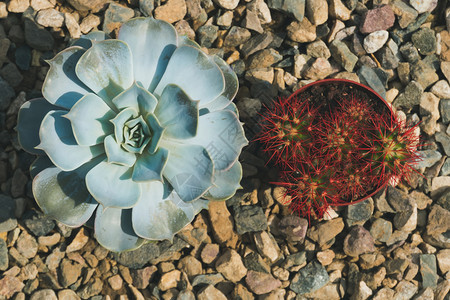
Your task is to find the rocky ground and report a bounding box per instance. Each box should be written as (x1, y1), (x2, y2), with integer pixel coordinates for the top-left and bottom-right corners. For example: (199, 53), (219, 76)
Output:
(0, 0), (450, 299)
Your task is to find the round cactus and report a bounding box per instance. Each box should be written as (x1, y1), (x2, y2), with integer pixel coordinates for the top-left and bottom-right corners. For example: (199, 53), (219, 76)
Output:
(258, 80), (421, 220)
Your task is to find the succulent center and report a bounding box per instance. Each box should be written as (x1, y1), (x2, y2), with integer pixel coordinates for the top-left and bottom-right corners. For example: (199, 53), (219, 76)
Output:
(122, 115), (151, 153)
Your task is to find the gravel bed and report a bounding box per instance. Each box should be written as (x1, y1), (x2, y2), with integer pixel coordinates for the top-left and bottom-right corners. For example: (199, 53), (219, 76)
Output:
(0, 0), (450, 299)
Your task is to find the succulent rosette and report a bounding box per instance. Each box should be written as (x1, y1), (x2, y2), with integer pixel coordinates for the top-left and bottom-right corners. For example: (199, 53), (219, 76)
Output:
(16, 17), (247, 252)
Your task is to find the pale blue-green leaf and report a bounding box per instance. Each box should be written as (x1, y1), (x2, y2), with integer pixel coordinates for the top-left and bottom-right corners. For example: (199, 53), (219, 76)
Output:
(16, 98), (61, 155)
(132, 181), (207, 240)
(200, 55), (238, 112)
(165, 189), (209, 219)
(33, 166), (99, 227)
(145, 113), (164, 153)
(132, 147), (168, 182)
(75, 40), (134, 105)
(86, 159), (141, 208)
(37, 111), (104, 171)
(95, 205), (144, 252)
(204, 161), (242, 201)
(154, 84), (198, 140)
(153, 46), (224, 106)
(224, 102), (239, 116)
(65, 93), (115, 146)
(161, 141), (213, 202)
(43, 47), (91, 109)
(118, 17), (177, 92)
(70, 31), (110, 49)
(104, 135), (136, 167)
(111, 107), (138, 144)
(177, 35), (201, 49)
(112, 81), (158, 115)
(187, 110), (248, 171)
(30, 156), (54, 179)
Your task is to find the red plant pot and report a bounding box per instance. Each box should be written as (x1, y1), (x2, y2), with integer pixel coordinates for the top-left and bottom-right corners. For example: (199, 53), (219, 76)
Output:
(286, 78), (395, 206)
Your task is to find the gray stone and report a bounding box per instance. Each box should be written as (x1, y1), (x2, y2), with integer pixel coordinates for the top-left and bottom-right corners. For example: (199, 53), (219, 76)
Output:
(282, 251), (307, 269)
(411, 60), (439, 90)
(345, 198), (374, 226)
(0, 77), (15, 111)
(15, 45), (31, 71)
(436, 132), (450, 156)
(393, 81), (423, 110)
(241, 31), (275, 58)
(370, 218), (392, 243)
(0, 195), (17, 232)
(0, 63), (23, 87)
(223, 26), (251, 47)
(192, 273), (225, 287)
(139, 0), (154, 16)
(113, 242), (160, 269)
(102, 3), (134, 35)
(0, 238), (7, 271)
(77, 278), (103, 299)
(385, 258), (409, 277)
(440, 158), (450, 176)
(278, 215), (308, 243)
(243, 252), (271, 274)
(387, 186), (414, 212)
(23, 211), (55, 237)
(411, 27), (436, 56)
(290, 260), (329, 294)
(416, 150), (442, 169)
(24, 19), (54, 51)
(377, 46), (399, 69)
(197, 25), (218, 48)
(329, 39), (357, 72)
(35, 8), (64, 27)
(343, 225), (376, 257)
(399, 42), (420, 63)
(437, 190), (450, 211)
(420, 254), (438, 288)
(234, 205), (267, 235)
(357, 65), (386, 100)
(66, 0), (107, 12)
(267, 0), (305, 22)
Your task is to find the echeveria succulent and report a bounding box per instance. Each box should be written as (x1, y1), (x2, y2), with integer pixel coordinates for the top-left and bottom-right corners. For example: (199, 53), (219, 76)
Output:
(16, 17), (247, 252)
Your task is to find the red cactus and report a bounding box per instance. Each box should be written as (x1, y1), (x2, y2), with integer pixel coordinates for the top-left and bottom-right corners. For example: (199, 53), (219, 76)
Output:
(257, 95), (318, 168)
(258, 88), (421, 221)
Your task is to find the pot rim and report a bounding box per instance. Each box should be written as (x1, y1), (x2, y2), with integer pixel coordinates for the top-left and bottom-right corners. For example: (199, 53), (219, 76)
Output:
(287, 78), (395, 206)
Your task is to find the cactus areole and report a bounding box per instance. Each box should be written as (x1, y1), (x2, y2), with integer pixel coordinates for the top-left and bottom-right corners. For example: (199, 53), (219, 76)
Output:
(258, 79), (420, 221)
